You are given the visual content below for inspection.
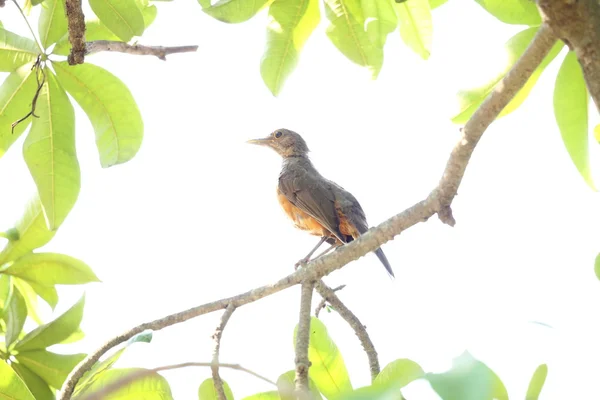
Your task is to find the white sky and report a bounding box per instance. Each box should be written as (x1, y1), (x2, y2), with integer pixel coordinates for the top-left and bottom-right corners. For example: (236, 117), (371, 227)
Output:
(1, 1), (600, 399)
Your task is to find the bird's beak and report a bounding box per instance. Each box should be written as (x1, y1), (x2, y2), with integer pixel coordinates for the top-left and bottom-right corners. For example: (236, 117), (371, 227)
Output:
(246, 137), (272, 146)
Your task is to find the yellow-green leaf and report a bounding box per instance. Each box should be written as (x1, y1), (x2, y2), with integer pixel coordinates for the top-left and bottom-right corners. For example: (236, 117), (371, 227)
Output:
(22, 279), (58, 309)
(474, 0), (541, 26)
(429, 0), (447, 9)
(3, 252), (100, 285)
(0, 62), (38, 158)
(526, 364), (547, 400)
(595, 253), (600, 281)
(11, 362), (54, 400)
(261, 0), (320, 96)
(554, 52), (595, 190)
(89, 0), (145, 41)
(324, 0), (383, 78)
(0, 359), (36, 400)
(361, 0), (397, 48)
(4, 284), (27, 348)
(452, 26), (563, 124)
(15, 295), (85, 351)
(23, 68), (80, 231)
(242, 391), (280, 400)
(394, 0), (432, 60)
(53, 61), (144, 167)
(294, 317), (352, 398)
(201, 0), (273, 23)
(198, 378), (234, 400)
(0, 29), (39, 72)
(38, 0), (68, 49)
(15, 350), (85, 389)
(12, 278), (42, 324)
(374, 358), (424, 389)
(76, 368), (173, 399)
(53, 20), (119, 56)
(276, 370), (322, 400)
(0, 197), (56, 265)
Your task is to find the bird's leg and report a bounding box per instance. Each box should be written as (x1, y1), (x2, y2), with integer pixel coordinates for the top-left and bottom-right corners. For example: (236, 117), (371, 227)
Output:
(313, 243), (340, 260)
(295, 236), (328, 268)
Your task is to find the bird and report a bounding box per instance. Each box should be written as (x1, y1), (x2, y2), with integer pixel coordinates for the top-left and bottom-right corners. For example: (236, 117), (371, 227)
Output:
(247, 128), (394, 278)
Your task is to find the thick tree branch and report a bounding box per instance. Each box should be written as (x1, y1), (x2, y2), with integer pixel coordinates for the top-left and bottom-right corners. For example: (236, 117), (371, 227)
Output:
(59, 23), (557, 400)
(211, 304), (236, 400)
(314, 281), (380, 382)
(536, 0), (600, 113)
(79, 362), (275, 400)
(295, 281), (314, 398)
(85, 41), (199, 60)
(65, 0), (86, 65)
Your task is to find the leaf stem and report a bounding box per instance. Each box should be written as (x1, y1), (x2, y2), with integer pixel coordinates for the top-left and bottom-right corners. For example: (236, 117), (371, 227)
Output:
(11, 0), (44, 54)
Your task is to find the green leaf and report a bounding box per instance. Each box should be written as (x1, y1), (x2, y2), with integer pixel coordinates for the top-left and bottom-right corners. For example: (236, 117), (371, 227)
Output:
(324, 0), (383, 78)
(38, 0), (68, 48)
(261, 0), (320, 96)
(374, 358), (425, 389)
(89, 0), (145, 41)
(12, 278), (42, 324)
(53, 61), (144, 167)
(554, 51), (595, 190)
(4, 284), (27, 348)
(340, 385), (400, 400)
(15, 350), (86, 389)
(15, 295), (85, 351)
(198, 378), (234, 400)
(595, 253), (600, 281)
(0, 62), (38, 158)
(0, 197), (56, 265)
(58, 327), (85, 344)
(242, 391), (280, 400)
(24, 279), (58, 309)
(525, 364), (547, 400)
(294, 317), (352, 398)
(452, 27), (563, 124)
(74, 330), (151, 396)
(0, 359), (36, 400)
(394, 0), (432, 60)
(0, 275), (10, 313)
(361, 0), (397, 48)
(276, 370), (322, 400)
(426, 351), (508, 400)
(76, 368), (173, 399)
(429, 0), (447, 9)
(0, 29), (39, 72)
(3, 252), (100, 285)
(473, 0), (541, 26)
(53, 20), (119, 56)
(135, 0), (158, 28)
(201, 0), (272, 23)
(11, 362), (54, 400)
(23, 67), (80, 231)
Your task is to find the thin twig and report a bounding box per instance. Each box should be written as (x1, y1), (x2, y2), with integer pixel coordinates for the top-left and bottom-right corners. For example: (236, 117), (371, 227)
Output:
(314, 281), (380, 382)
(65, 0), (86, 65)
(11, 0), (43, 53)
(211, 304), (236, 400)
(12, 58), (46, 133)
(78, 362), (275, 400)
(314, 284), (345, 317)
(58, 23), (557, 400)
(295, 281), (314, 399)
(85, 41), (199, 60)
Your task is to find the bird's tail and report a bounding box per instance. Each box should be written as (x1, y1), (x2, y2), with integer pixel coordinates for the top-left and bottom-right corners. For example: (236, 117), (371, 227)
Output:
(375, 247), (394, 278)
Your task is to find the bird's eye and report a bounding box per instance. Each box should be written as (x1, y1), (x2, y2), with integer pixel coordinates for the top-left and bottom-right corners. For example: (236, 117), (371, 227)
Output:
(275, 131), (283, 138)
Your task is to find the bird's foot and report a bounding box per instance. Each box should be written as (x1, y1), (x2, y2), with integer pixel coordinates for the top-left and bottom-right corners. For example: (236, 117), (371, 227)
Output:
(294, 258), (310, 269)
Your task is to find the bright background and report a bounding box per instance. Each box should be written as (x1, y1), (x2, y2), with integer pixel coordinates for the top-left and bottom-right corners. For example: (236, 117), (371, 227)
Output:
(1, 1), (600, 398)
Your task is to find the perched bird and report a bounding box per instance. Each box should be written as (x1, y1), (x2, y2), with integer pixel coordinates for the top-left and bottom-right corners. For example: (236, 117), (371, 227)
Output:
(247, 128), (394, 278)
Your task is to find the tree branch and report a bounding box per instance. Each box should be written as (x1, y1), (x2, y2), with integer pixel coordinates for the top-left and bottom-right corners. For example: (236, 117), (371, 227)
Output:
(294, 281), (314, 398)
(85, 41), (199, 60)
(78, 362), (275, 400)
(314, 281), (380, 382)
(536, 0), (600, 113)
(58, 23), (557, 400)
(211, 304), (236, 400)
(65, 0), (86, 65)
(314, 284), (345, 317)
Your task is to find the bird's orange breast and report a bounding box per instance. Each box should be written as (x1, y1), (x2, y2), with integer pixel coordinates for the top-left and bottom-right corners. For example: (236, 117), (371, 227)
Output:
(277, 188), (329, 237)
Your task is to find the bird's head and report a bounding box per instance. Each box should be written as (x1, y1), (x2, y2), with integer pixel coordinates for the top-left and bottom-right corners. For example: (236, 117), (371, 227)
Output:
(247, 128), (309, 158)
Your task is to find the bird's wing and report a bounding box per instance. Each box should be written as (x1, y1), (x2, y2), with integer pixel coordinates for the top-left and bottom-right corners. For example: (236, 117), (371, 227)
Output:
(278, 171), (346, 242)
